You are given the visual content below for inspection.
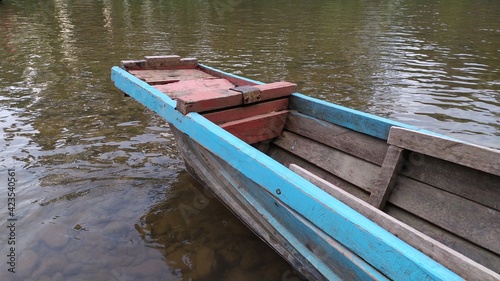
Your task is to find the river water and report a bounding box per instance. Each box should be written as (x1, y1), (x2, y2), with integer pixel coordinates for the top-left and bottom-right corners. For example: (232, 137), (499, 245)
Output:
(0, 0), (499, 280)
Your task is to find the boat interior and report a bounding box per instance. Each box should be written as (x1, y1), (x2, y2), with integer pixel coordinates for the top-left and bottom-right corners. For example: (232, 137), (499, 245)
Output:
(121, 55), (500, 278)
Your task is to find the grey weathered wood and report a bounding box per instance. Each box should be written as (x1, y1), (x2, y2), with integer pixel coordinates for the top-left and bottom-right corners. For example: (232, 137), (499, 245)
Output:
(401, 152), (500, 211)
(388, 127), (500, 176)
(385, 204), (500, 273)
(389, 176), (500, 255)
(121, 59), (147, 70)
(145, 55), (181, 68)
(290, 164), (500, 281)
(273, 131), (380, 193)
(267, 145), (370, 201)
(286, 111), (389, 165)
(368, 146), (405, 209)
(179, 57), (198, 67)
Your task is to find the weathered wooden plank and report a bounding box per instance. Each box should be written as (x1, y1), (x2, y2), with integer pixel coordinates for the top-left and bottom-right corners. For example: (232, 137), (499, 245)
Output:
(179, 57), (198, 67)
(230, 85), (262, 104)
(253, 82), (297, 102)
(145, 55), (181, 68)
(198, 64), (261, 87)
(176, 90), (242, 114)
(112, 66), (463, 280)
(154, 78), (234, 100)
(130, 69), (215, 86)
(121, 59), (147, 70)
(202, 98), (289, 124)
(122, 56), (197, 70)
(273, 131), (380, 193)
(385, 204), (500, 274)
(389, 176), (500, 255)
(286, 111), (389, 165)
(267, 145), (370, 201)
(290, 164), (500, 281)
(289, 93), (437, 140)
(401, 152), (500, 211)
(368, 146), (405, 209)
(220, 111), (288, 144)
(388, 127), (500, 176)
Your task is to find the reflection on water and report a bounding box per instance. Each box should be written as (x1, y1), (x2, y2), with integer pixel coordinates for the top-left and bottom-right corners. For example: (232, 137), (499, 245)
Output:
(0, 0), (499, 280)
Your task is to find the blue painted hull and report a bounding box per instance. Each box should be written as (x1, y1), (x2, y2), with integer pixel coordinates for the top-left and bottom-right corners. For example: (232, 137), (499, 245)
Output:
(111, 64), (479, 280)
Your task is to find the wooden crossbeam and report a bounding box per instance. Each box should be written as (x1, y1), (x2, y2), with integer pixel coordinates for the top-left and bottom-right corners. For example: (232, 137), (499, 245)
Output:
(203, 98), (289, 124)
(368, 145), (405, 209)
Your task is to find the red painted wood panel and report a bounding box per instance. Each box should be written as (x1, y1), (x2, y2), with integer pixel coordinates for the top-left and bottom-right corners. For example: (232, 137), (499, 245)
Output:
(176, 91), (243, 114)
(254, 82), (297, 102)
(203, 98), (289, 124)
(220, 111), (289, 144)
(155, 78), (235, 99)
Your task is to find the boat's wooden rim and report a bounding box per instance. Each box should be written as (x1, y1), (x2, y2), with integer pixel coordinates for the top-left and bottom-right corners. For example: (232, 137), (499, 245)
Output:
(111, 64), (465, 280)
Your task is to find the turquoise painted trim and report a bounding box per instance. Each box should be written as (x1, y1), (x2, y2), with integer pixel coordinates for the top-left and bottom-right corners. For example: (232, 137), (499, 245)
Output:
(207, 152), (389, 280)
(290, 93), (451, 140)
(111, 66), (463, 281)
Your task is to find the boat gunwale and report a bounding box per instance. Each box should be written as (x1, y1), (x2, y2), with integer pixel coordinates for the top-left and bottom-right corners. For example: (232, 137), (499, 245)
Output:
(111, 65), (465, 280)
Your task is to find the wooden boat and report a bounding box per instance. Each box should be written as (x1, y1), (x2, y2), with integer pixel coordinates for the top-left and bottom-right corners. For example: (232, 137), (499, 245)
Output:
(111, 55), (499, 280)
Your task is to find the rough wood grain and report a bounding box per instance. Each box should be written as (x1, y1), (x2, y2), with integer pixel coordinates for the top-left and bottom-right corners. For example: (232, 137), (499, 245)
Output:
(388, 127), (500, 176)
(386, 204), (500, 274)
(285, 111), (389, 165)
(154, 78), (234, 100)
(203, 98), (289, 124)
(267, 144), (370, 201)
(121, 59), (147, 70)
(368, 146), (405, 209)
(389, 176), (500, 255)
(176, 90), (243, 114)
(273, 131), (380, 193)
(145, 55), (181, 68)
(129, 69), (215, 86)
(198, 64), (259, 87)
(253, 82), (297, 102)
(290, 164), (499, 281)
(220, 111), (288, 144)
(401, 152), (500, 211)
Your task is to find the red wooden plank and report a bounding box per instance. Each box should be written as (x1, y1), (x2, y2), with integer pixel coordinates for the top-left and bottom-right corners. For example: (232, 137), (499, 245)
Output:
(203, 98), (289, 124)
(220, 111), (289, 144)
(254, 82), (297, 102)
(155, 78), (235, 100)
(198, 65), (258, 87)
(176, 90), (243, 114)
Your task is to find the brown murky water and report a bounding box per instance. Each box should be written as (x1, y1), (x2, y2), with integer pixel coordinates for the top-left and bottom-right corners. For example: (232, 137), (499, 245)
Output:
(0, 0), (499, 280)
